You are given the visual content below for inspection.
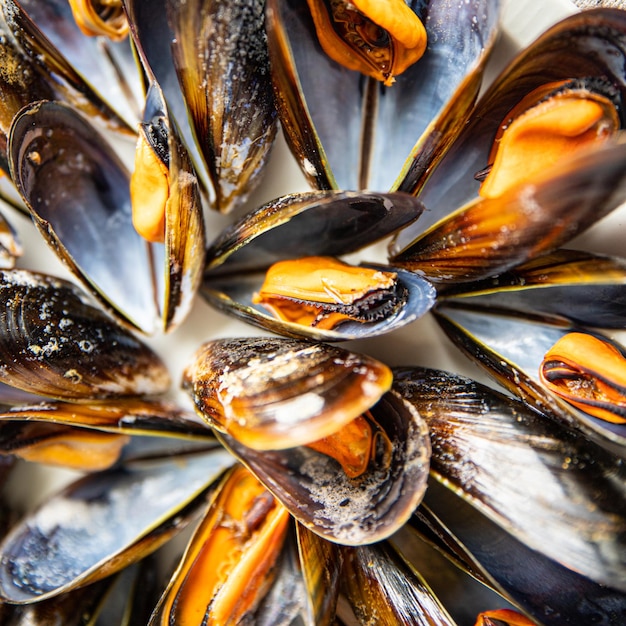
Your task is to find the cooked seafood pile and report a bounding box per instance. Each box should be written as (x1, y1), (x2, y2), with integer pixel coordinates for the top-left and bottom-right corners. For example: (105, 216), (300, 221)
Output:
(0, 0), (623, 624)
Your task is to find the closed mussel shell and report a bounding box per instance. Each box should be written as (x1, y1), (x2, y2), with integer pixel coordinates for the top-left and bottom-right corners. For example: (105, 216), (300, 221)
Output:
(411, 484), (626, 626)
(390, 10), (626, 284)
(434, 303), (626, 456)
(393, 366), (626, 591)
(338, 540), (456, 626)
(0, 447), (235, 603)
(182, 336), (393, 450)
(203, 190), (435, 341)
(0, 268), (170, 400)
(439, 249), (626, 327)
(165, 0), (277, 213)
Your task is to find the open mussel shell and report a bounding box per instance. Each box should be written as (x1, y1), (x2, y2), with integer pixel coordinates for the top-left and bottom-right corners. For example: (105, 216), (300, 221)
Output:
(0, 447), (236, 603)
(410, 483), (626, 626)
(203, 190), (435, 341)
(0, 0), (133, 166)
(133, 82), (206, 331)
(0, 268), (170, 400)
(183, 336), (393, 451)
(434, 303), (626, 456)
(150, 464), (290, 625)
(393, 366), (626, 592)
(125, 0), (277, 213)
(391, 9), (626, 278)
(15, 0), (143, 128)
(390, 135), (626, 285)
(218, 389), (431, 545)
(439, 248), (626, 327)
(266, 0), (501, 192)
(8, 98), (203, 334)
(0, 399), (219, 471)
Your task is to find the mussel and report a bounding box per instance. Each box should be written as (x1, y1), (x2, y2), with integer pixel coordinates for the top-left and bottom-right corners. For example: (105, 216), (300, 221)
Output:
(390, 10), (626, 285)
(124, 0), (278, 213)
(182, 336), (393, 450)
(266, 0), (501, 191)
(539, 332), (626, 424)
(203, 190), (435, 341)
(393, 366), (626, 594)
(15, 0), (143, 128)
(0, 446), (235, 603)
(304, 0), (428, 87)
(8, 96), (204, 334)
(475, 77), (621, 199)
(439, 248), (626, 328)
(0, 268), (169, 399)
(149, 464), (290, 625)
(251, 256), (408, 331)
(409, 482), (626, 626)
(183, 337), (431, 545)
(434, 248), (626, 456)
(0, 398), (219, 470)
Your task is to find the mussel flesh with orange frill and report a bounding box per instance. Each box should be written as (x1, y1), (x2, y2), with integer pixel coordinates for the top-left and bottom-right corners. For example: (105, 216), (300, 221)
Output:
(203, 190), (436, 341)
